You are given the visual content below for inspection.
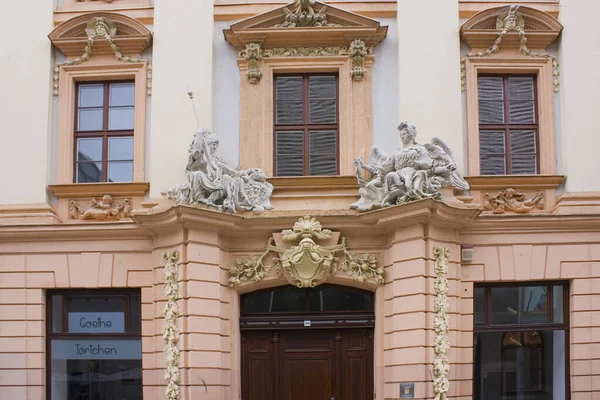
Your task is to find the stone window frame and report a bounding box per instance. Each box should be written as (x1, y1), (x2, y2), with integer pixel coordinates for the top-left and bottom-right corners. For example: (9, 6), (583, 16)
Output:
(465, 56), (556, 176)
(56, 62), (148, 184)
(239, 56), (374, 177)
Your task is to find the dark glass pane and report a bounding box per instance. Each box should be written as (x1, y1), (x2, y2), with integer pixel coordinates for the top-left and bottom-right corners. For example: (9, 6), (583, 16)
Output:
(474, 331), (566, 400)
(108, 137), (134, 161)
(309, 130), (336, 154)
(276, 155), (304, 176)
(308, 285), (373, 312)
(52, 295), (63, 333)
(474, 287), (485, 325)
(68, 295), (124, 313)
(309, 155), (337, 175)
(270, 286), (307, 312)
(77, 138), (102, 162)
(309, 100), (336, 124)
(240, 290), (274, 314)
(479, 155), (506, 175)
(478, 77), (504, 124)
(109, 82), (135, 107)
(67, 295), (125, 333)
(109, 107), (134, 130)
(509, 101), (535, 123)
(50, 340), (142, 400)
(77, 162), (103, 183)
(510, 130), (536, 154)
(480, 131), (505, 154)
(309, 76), (336, 100)
(275, 76), (303, 101)
(78, 108), (104, 131)
(276, 131), (303, 154)
(276, 101), (304, 124)
(79, 84), (104, 108)
(508, 76), (535, 100)
(108, 161), (134, 182)
(129, 294), (141, 333)
(511, 154), (537, 175)
(490, 286), (548, 325)
(553, 285), (564, 323)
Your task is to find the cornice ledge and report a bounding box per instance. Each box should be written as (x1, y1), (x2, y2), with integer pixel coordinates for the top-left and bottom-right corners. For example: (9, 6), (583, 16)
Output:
(0, 222), (148, 241)
(464, 214), (600, 235)
(48, 182), (150, 198)
(466, 175), (565, 190)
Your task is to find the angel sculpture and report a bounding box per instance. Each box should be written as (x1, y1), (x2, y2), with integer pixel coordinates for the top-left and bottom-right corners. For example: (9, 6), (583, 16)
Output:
(167, 128), (274, 214)
(351, 122), (469, 211)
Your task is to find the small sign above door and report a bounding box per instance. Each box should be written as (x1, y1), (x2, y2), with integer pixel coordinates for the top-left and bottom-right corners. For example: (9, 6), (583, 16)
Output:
(400, 382), (414, 398)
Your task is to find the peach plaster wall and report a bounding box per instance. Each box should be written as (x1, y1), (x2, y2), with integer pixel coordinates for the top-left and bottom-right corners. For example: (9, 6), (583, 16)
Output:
(0, 235), (155, 399)
(459, 229), (600, 400)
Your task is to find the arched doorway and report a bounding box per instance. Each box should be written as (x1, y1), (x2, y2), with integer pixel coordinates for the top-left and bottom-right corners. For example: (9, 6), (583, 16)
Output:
(240, 284), (375, 400)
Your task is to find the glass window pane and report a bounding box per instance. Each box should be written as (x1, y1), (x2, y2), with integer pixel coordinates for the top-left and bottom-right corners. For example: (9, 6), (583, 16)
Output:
(109, 107), (134, 130)
(474, 330), (566, 400)
(108, 161), (134, 182)
(309, 155), (337, 175)
(309, 100), (337, 124)
(276, 131), (303, 155)
(109, 82), (135, 107)
(129, 294), (141, 333)
(108, 137), (134, 161)
(77, 138), (102, 162)
(474, 287), (485, 325)
(307, 285), (373, 312)
(480, 154), (506, 175)
(490, 286), (548, 324)
(309, 130), (336, 154)
(511, 154), (537, 175)
(52, 295), (63, 333)
(276, 101), (304, 124)
(510, 130), (537, 154)
(478, 77), (504, 124)
(270, 286), (307, 312)
(240, 290), (275, 314)
(78, 108), (104, 131)
(79, 84), (104, 107)
(77, 162), (102, 183)
(509, 101), (536, 124)
(508, 76), (535, 101)
(276, 155), (304, 176)
(309, 76), (336, 100)
(275, 76), (303, 101)
(553, 285), (564, 323)
(68, 295), (124, 313)
(480, 131), (505, 154)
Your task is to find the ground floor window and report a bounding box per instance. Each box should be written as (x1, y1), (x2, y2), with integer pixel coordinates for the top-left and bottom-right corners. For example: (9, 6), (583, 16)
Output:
(473, 283), (568, 400)
(47, 290), (142, 400)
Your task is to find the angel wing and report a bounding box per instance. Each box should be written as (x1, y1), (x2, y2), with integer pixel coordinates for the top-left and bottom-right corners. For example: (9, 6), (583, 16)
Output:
(368, 146), (392, 169)
(424, 138), (470, 191)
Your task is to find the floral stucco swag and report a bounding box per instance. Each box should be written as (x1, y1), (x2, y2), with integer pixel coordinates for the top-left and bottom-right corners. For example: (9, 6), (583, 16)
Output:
(163, 251), (181, 400)
(433, 247), (451, 400)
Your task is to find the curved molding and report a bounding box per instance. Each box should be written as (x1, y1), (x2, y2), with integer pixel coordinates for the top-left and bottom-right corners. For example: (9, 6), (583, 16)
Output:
(461, 6), (562, 50)
(49, 12), (152, 57)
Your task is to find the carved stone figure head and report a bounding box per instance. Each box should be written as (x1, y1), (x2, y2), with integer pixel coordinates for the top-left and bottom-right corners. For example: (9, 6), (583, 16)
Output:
(203, 131), (219, 154)
(102, 195), (114, 204)
(397, 121), (417, 147)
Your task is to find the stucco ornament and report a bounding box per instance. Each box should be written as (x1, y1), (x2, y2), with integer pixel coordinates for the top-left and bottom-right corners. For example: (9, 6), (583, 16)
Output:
(162, 251), (181, 400)
(348, 39), (370, 81)
(229, 216), (383, 288)
(243, 43), (263, 84)
(273, 0), (338, 27)
(484, 188), (545, 214)
(167, 128), (274, 214)
(69, 195), (131, 221)
(351, 122), (469, 212)
(460, 5), (560, 92)
(433, 247), (451, 400)
(53, 17), (151, 96)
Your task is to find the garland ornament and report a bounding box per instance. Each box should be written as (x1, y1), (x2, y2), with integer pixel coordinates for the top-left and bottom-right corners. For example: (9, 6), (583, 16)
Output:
(229, 216), (383, 288)
(433, 247), (451, 400)
(162, 251), (181, 400)
(460, 5), (560, 92)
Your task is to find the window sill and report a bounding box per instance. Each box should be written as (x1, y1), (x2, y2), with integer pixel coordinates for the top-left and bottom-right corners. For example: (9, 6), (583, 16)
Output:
(48, 182), (149, 198)
(465, 175), (565, 191)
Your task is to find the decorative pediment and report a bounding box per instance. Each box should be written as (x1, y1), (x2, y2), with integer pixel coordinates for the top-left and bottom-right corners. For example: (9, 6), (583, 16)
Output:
(461, 5), (562, 50)
(223, 0), (388, 51)
(49, 12), (152, 57)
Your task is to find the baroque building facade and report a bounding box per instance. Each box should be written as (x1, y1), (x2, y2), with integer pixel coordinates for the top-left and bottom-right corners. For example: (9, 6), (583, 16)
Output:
(0, 0), (599, 399)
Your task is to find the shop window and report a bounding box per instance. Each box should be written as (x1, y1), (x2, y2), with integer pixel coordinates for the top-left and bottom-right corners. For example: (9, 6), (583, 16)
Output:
(48, 290), (142, 400)
(75, 81), (135, 183)
(473, 283), (567, 400)
(478, 75), (539, 175)
(274, 74), (339, 176)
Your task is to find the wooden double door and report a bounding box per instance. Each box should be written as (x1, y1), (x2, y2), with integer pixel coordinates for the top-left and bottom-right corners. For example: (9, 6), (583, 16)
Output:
(241, 328), (373, 400)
